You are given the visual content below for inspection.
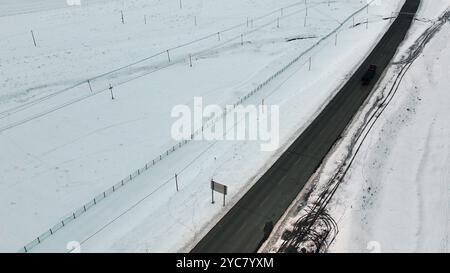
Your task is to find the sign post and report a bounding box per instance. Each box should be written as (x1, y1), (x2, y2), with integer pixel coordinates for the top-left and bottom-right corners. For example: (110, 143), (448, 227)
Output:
(211, 180), (227, 206)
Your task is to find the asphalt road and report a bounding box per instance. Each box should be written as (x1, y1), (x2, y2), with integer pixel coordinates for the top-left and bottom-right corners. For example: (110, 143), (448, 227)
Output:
(192, 0), (420, 253)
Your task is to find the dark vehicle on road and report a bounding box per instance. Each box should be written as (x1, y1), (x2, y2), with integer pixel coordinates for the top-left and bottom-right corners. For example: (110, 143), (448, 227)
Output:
(362, 64), (377, 85)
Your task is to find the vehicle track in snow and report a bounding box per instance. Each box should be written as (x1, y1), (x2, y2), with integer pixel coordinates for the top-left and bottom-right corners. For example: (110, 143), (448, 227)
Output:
(276, 7), (450, 253)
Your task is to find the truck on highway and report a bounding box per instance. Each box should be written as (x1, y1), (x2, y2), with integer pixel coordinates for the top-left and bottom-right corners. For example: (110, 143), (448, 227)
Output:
(361, 64), (377, 85)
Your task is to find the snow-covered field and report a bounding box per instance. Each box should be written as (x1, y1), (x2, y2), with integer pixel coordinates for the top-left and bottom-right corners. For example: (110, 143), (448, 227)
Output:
(262, 0), (450, 253)
(329, 1), (450, 253)
(0, 0), (405, 252)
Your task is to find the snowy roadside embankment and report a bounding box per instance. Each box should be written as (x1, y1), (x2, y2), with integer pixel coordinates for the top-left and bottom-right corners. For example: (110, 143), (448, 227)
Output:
(262, 0), (450, 253)
(329, 5), (450, 253)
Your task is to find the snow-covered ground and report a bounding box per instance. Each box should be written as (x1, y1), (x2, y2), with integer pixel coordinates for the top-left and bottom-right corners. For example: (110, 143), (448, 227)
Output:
(262, 0), (450, 253)
(0, 0), (405, 252)
(329, 2), (450, 253)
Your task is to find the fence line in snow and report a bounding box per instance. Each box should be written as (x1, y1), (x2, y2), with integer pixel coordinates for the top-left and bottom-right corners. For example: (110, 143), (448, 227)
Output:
(18, 0), (376, 253)
(0, 1), (328, 133)
(0, 0), (317, 120)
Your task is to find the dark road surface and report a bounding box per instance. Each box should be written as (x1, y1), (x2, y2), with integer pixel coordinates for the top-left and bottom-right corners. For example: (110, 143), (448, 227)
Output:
(192, 0), (420, 253)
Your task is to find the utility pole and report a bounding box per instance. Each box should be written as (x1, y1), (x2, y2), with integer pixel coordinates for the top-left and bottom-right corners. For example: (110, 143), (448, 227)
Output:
(31, 30), (37, 47)
(109, 84), (115, 100)
(87, 80), (93, 93)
